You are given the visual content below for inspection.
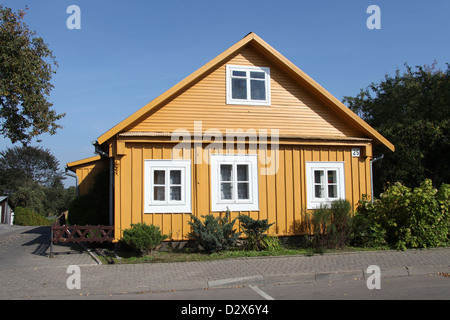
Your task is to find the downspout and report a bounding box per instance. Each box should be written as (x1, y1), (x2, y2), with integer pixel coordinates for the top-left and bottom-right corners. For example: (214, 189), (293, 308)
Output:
(370, 154), (384, 203)
(93, 141), (114, 227)
(65, 166), (79, 197)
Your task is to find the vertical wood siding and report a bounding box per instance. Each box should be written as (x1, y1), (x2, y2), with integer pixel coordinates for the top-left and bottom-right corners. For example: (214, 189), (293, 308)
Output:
(73, 160), (107, 196)
(113, 142), (371, 241)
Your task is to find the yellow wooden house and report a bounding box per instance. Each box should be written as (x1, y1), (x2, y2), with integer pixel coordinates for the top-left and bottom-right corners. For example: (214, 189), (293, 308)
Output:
(67, 33), (394, 241)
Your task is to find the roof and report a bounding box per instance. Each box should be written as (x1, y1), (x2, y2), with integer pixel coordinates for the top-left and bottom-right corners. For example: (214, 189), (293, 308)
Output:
(97, 33), (394, 152)
(66, 155), (102, 171)
(0, 196), (14, 208)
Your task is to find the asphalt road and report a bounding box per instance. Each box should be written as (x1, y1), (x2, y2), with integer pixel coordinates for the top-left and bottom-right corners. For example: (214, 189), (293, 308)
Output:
(26, 273), (450, 300)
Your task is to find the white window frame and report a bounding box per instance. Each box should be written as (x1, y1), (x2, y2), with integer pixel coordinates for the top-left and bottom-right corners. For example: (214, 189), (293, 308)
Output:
(211, 154), (259, 212)
(226, 65), (271, 106)
(306, 162), (346, 209)
(144, 160), (191, 213)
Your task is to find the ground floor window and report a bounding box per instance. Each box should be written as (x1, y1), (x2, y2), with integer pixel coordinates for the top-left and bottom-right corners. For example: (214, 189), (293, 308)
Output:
(144, 160), (191, 213)
(210, 154), (259, 212)
(306, 162), (345, 209)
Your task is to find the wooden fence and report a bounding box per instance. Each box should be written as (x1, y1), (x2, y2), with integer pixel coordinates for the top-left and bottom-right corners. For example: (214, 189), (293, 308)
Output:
(50, 214), (114, 258)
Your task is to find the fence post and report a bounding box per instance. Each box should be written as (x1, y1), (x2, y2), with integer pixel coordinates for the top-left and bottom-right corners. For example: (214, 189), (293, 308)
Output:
(50, 227), (54, 258)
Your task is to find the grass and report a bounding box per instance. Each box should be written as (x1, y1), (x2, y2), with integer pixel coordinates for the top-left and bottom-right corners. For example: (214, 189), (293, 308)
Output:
(95, 243), (388, 265)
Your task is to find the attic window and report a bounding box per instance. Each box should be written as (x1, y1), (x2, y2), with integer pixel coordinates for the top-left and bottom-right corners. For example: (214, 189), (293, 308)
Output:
(226, 65), (271, 106)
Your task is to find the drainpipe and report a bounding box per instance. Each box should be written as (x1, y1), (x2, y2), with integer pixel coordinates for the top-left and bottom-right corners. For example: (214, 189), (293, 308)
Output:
(370, 154), (384, 203)
(65, 166), (79, 197)
(93, 141), (114, 227)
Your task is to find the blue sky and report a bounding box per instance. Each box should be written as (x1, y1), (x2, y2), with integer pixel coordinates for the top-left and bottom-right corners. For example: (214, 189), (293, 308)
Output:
(1, 0), (449, 187)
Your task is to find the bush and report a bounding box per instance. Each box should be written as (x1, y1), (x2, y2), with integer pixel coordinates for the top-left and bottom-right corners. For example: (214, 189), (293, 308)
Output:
(188, 209), (240, 254)
(119, 223), (168, 256)
(238, 214), (274, 250)
(351, 196), (387, 247)
(13, 206), (52, 226)
(309, 199), (353, 250)
(352, 180), (450, 250)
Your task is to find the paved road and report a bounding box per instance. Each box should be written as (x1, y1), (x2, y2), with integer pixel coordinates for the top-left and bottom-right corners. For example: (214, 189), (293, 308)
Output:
(0, 225), (449, 301)
(25, 274), (450, 300)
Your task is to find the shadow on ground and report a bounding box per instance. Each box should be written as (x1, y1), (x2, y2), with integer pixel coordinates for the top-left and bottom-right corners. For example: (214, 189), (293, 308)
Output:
(21, 226), (83, 257)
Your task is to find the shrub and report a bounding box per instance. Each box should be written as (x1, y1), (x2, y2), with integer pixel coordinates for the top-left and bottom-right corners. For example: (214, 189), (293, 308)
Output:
(120, 223), (168, 256)
(352, 180), (450, 250)
(310, 203), (332, 249)
(13, 206), (52, 226)
(329, 199), (353, 248)
(351, 196), (387, 247)
(188, 209), (240, 254)
(238, 214), (274, 250)
(309, 199), (353, 250)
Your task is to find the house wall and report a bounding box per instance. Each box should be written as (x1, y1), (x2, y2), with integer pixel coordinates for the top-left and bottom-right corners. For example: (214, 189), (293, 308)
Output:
(72, 159), (108, 196)
(126, 45), (363, 139)
(113, 140), (372, 241)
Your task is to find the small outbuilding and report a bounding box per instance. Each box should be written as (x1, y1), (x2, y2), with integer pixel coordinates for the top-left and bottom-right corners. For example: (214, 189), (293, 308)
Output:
(0, 196), (14, 225)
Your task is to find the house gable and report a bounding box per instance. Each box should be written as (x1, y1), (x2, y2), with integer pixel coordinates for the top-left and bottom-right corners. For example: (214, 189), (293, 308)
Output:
(97, 33), (394, 151)
(126, 44), (362, 139)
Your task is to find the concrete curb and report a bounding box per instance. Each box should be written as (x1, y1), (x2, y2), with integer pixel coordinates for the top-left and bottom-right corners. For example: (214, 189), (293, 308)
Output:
(405, 265), (450, 276)
(206, 265), (450, 289)
(208, 275), (264, 288)
(79, 243), (102, 265)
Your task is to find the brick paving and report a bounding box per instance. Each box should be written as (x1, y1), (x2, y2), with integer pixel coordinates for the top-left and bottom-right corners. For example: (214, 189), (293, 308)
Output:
(0, 225), (449, 299)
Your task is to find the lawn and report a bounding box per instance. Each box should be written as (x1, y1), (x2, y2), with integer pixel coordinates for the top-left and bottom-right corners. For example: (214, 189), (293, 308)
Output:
(93, 243), (384, 265)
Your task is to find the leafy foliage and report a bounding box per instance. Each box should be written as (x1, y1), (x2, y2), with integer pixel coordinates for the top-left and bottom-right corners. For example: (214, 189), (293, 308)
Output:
(13, 206), (52, 226)
(0, 5), (64, 144)
(352, 180), (450, 250)
(120, 223), (168, 256)
(343, 62), (450, 194)
(0, 145), (73, 216)
(0, 145), (63, 187)
(188, 210), (240, 254)
(238, 214), (274, 250)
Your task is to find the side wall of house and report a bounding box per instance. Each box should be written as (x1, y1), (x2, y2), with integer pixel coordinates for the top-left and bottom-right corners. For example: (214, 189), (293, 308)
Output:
(72, 159), (108, 196)
(113, 141), (372, 241)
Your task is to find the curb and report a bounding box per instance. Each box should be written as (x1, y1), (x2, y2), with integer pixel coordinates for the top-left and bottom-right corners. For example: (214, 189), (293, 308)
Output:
(208, 275), (264, 288)
(405, 265), (450, 276)
(207, 265), (450, 289)
(79, 243), (102, 265)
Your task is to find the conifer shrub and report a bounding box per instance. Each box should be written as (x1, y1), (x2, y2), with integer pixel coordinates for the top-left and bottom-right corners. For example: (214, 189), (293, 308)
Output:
(119, 223), (168, 256)
(188, 209), (240, 254)
(238, 214), (274, 250)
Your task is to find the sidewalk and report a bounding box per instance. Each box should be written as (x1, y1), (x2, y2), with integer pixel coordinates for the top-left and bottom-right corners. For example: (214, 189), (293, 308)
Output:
(0, 225), (449, 299)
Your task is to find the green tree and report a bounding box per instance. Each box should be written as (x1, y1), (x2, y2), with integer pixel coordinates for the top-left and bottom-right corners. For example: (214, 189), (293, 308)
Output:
(0, 145), (64, 187)
(344, 62), (449, 195)
(0, 145), (71, 216)
(0, 5), (64, 144)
